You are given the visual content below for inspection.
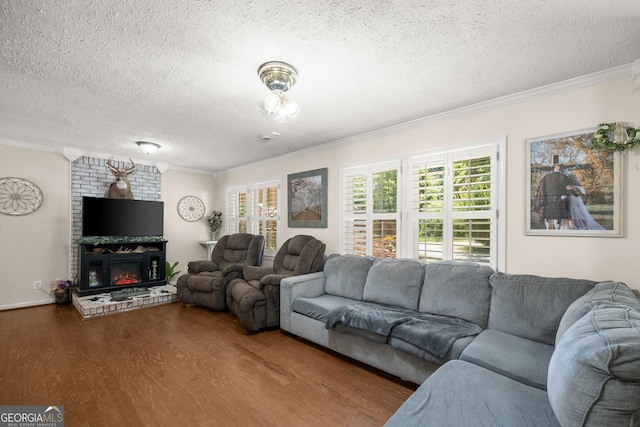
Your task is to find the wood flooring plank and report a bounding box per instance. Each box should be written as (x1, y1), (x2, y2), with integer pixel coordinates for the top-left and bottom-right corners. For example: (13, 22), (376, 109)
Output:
(0, 302), (415, 426)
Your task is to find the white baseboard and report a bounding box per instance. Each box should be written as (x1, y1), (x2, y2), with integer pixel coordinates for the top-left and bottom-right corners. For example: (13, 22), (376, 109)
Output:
(0, 298), (53, 311)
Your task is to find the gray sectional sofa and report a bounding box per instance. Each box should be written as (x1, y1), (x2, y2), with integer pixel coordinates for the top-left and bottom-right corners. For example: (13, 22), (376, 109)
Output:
(280, 254), (640, 426)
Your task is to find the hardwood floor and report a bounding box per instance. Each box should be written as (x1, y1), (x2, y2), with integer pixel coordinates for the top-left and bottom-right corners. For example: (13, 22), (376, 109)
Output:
(0, 302), (416, 426)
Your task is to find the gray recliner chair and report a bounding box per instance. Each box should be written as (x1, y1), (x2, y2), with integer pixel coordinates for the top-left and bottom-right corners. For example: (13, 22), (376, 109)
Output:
(226, 235), (326, 333)
(177, 233), (265, 311)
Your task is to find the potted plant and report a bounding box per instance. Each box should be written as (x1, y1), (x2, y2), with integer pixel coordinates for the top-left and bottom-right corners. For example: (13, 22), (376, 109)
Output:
(51, 278), (74, 305)
(165, 261), (181, 285)
(207, 210), (223, 240)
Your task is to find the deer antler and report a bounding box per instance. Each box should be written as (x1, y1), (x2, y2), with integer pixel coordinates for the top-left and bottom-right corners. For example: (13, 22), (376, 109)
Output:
(123, 158), (136, 175)
(106, 157), (136, 176)
(106, 157), (119, 175)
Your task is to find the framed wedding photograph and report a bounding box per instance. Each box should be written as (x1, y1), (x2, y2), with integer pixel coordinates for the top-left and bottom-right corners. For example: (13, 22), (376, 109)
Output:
(526, 128), (621, 236)
(288, 167), (328, 228)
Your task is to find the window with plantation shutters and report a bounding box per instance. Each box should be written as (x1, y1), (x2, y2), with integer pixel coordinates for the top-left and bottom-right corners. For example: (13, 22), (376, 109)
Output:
(249, 181), (279, 256)
(411, 156), (446, 263)
(342, 161), (400, 258)
(340, 138), (504, 270)
(226, 180), (280, 257)
(226, 185), (249, 235)
(409, 144), (498, 266)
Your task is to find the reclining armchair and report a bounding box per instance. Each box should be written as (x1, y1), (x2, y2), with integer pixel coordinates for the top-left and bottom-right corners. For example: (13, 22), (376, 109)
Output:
(177, 233), (265, 311)
(226, 235), (326, 333)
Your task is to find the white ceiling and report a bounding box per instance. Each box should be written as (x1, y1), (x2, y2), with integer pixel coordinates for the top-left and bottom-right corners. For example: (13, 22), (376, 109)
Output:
(1, 1), (639, 173)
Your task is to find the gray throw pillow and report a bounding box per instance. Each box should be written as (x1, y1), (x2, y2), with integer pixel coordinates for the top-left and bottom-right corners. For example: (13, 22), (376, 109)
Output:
(419, 261), (494, 327)
(363, 258), (425, 310)
(324, 254), (374, 300)
(488, 273), (596, 345)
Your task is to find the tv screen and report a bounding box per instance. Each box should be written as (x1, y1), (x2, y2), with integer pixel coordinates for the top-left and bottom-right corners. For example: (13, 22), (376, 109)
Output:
(82, 197), (164, 237)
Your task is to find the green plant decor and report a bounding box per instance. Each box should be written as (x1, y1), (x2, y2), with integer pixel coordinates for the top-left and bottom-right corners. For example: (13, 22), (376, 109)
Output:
(165, 261), (180, 283)
(207, 211), (223, 234)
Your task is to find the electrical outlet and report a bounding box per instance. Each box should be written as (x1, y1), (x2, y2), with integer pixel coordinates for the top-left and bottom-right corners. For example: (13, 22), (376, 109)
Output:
(33, 280), (42, 290)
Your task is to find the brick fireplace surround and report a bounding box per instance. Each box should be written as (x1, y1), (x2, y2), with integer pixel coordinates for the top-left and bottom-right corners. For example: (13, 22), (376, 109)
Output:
(72, 284), (177, 319)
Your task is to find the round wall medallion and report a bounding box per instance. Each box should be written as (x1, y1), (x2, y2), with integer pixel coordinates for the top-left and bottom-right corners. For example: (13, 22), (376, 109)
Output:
(0, 177), (44, 216)
(177, 195), (205, 222)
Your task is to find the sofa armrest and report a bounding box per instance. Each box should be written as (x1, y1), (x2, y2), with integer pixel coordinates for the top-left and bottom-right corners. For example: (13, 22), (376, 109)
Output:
(280, 271), (327, 332)
(259, 274), (291, 288)
(188, 260), (218, 274)
(220, 263), (244, 275)
(243, 265), (275, 281)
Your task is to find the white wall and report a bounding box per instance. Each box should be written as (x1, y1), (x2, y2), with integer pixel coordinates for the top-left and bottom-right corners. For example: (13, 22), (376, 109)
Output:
(161, 169), (218, 281)
(216, 76), (640, 288)
(0, 145), (71, 308)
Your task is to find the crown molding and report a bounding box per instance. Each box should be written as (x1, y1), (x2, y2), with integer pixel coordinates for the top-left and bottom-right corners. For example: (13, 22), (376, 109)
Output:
(223, 63), (632, 174)
(0, 137), (59, 152)
(0, 138), (215, 175)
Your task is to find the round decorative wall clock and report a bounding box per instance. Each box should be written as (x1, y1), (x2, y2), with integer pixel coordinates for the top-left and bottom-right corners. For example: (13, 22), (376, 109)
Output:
(0, 177), (44, 216)
(177, 195), (205, 222)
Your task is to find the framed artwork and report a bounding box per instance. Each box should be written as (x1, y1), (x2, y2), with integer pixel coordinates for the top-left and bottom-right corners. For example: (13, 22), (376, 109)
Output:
(287, 168), (328, 228)
(526, 128), (621, 236)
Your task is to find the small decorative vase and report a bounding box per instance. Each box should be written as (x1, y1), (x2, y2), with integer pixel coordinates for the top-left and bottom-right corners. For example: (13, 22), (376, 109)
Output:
(210, 230), (219, 241)
(54, 289), (71, 305)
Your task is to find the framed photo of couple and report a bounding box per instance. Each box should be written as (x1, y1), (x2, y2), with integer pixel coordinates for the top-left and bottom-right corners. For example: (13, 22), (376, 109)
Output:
(526, 128), (622, 237)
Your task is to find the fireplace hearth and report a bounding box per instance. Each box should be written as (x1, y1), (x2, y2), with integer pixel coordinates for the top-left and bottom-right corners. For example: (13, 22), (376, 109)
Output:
(77, 240), (167, 296)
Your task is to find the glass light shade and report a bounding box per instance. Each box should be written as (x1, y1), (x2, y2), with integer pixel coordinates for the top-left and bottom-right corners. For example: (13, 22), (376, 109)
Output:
(264, 92), (282, 113)
(283, 99), (300, 117)
(136, 141), (161, 154)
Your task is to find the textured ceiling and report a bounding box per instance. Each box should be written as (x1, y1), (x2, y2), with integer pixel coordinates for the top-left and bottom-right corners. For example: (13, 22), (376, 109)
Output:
(1, 0), (639, 172)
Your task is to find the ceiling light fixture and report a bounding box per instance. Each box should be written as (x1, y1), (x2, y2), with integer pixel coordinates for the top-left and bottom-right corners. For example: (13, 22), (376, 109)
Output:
(258, 61), (300, 125)
(136, 141), (161, 154)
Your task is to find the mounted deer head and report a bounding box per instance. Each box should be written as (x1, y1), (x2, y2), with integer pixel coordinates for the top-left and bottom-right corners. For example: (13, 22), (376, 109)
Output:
(105, 157), (136, 199)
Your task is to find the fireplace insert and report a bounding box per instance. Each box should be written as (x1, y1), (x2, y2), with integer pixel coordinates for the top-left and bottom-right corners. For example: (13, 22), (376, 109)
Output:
(77, 241), (167, 296)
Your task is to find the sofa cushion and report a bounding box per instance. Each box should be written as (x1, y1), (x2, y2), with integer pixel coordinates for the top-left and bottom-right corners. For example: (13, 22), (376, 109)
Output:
(488, 273), (596, 345)
(555, 281), (639, 345)
(293, 295), (390, 343)
(363, 258), (425, 310)
(388, 335), (474, 364)
(292, 294), (359, 322)
(460, 329), (554, 390)
(419, 261), (494, 327)
(324, 254), (374, 300)
(384, 360), (560, 427)
(548, 304), (640, 426)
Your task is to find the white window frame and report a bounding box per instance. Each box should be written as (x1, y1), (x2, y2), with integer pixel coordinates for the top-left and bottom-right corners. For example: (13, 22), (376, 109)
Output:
(225, 185), (249, 235)
(340, 138), (506, 271)
(341, 160), (402, 257)
(248, 180), (280, 257)
(226, 180), (281, 259)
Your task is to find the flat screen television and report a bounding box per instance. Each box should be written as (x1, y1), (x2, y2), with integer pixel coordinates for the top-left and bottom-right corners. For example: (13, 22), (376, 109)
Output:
(82, 196), (164, 237)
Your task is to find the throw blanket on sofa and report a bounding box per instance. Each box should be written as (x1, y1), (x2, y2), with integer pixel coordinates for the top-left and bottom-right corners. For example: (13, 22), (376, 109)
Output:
(325, 303), (483, 358)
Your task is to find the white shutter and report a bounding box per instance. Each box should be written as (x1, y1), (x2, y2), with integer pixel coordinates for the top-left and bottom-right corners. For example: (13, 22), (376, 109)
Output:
(225, 185), (249, 234)
(250, 181), (279, 256)
(410, 155), (446, 262)
(408, 144), (497, 266)
(341, 161), (400, 258)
